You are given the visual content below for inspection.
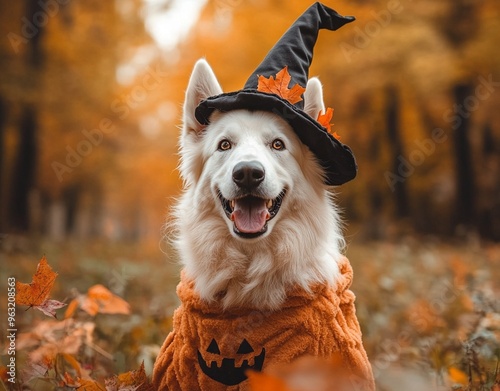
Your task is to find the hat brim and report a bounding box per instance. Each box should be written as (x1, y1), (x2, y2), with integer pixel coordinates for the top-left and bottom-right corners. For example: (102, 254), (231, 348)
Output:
(195, 90), (357, 186)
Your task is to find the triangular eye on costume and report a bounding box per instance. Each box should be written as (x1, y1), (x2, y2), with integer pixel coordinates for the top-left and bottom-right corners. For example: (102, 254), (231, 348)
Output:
(207, 338), (220, 354)
(237, 339), (254, 354)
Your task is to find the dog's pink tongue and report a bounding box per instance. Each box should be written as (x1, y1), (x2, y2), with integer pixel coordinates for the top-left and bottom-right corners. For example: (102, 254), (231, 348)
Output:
(232, 197), (269, 233)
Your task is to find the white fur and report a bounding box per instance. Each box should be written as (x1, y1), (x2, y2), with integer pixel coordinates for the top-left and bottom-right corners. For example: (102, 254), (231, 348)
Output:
(173, 59), (345, 310)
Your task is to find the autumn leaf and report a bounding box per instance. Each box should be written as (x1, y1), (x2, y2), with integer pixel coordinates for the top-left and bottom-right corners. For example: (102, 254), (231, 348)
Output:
(66, 284), (130, 318)
(0, 366), (8, 383)
(448, 366), (468, 385)
(17, 318), (95, 366)
(37, 299), (68, 318)
(65, 297), (80, 319)
(257, 66), (305, 104)
(106, 362), (154, 391)
(77, 379), (106, 391)
(16, 256), (66, 317)
(16, 256), (57, 306)
(61, 372), (80, 388)
(25, 358), (52, 383)
(317, 108), (341, 140)
(247, 371), (289, 391)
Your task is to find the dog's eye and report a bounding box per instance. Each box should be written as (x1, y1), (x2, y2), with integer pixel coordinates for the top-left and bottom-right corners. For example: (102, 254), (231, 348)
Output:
(218, 139), (232, 151)
(271, 139), (285, 151)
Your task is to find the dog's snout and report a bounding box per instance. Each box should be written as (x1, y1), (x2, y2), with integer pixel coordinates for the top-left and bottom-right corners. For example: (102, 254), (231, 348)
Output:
(232, 161), (265, 190)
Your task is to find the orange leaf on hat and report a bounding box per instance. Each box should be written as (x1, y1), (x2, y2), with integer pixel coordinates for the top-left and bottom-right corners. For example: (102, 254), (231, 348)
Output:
(257, 66), (305, 105)
(317, 107), (341, 140)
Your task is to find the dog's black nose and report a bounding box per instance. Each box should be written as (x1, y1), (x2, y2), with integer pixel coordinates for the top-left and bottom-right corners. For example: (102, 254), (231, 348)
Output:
(232, 161), (265, 190)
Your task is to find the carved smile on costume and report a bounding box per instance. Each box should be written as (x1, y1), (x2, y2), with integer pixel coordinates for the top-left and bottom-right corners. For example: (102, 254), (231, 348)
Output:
(218, 190), (286, 238)
(197, 338), (266, 386)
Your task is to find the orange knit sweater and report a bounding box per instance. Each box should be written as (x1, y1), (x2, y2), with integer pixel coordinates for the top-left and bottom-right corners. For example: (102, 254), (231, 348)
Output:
(152, 257), (375, 391)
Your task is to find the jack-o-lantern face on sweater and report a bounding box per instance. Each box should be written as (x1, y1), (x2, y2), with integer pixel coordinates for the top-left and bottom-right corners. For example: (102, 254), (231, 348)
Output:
(197, 338), (266, 386)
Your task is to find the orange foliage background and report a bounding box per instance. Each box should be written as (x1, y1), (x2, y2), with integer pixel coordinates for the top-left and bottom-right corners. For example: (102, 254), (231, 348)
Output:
(0, 0), (499, 241)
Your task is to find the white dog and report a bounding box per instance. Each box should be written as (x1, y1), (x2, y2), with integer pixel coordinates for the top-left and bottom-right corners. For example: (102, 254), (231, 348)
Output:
(153, 5), (374, 389)
(174, 59), (345, 310)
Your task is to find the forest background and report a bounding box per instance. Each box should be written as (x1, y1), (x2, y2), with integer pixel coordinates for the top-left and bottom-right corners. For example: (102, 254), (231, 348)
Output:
(0, 0), (499, 390)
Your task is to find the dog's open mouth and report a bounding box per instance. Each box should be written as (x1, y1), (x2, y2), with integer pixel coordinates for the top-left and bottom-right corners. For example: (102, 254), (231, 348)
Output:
(218, 190), (286, 238)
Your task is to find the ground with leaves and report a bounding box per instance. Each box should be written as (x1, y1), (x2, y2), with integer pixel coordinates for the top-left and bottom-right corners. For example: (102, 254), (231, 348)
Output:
(0, 235), (499, 390)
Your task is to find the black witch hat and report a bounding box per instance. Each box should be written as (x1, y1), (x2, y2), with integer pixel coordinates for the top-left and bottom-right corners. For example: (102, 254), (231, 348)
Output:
(195, 2), (357, 186)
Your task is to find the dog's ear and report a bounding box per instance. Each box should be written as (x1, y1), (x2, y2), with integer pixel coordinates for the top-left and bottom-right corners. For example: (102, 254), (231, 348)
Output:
(303, 77), (325, 120)
(183, 59), (223, 136)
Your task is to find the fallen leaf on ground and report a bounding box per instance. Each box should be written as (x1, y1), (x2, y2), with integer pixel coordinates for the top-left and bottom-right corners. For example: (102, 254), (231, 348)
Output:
(37, 299), (67, 317)
(105, 362), (154, 391)
(247, 370), (289, 391)
(448, 366), (468, 385)
(17, 318), (95, 364)
(66, 284), (130, 317)
(15, 256), (66, 317)
(77, 378), (107, 391)
(16, 256), (66, 317)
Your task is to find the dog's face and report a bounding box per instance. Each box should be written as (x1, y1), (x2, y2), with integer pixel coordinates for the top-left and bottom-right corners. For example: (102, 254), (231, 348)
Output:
(180, 60), (327, 241)
(202, 110), (297, 239)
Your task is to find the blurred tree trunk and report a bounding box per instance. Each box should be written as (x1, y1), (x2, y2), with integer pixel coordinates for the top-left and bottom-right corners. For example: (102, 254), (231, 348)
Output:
(27, 0), (45, 67)
(438, 0), (480, 233)
(9, 106), (37, 231)
(452, 83), (475, 228)
(8, 0), (44, 232)
(0, 97), (6, 232)
(64, 184), (80, 235)
(478, 123), (500, 239)
(386, 85), (409, 218)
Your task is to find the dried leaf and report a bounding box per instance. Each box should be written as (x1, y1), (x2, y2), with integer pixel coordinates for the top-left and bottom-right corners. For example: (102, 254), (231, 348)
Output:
(105, 376), (119, 391)
(20, 357), (53, 385)
(247, 370), (289, 391)
(106, 361), (154, 391)
(116, 371), (134, 386)
(16, 256), (58, 306)
(62, 371), (80, 388)
(107, 362), (153, 391)
(17, 319), (95, 364)
(257, 66), (305, 104)
(129, 362), (154, 391)
(80, 284), (130, 316)
(37, 299), (67, 318)
(266, 355), (361, 391)
(65, 298), (79, 319)
(55, 353), (82, 387)
(448, 366), (468, 385)
(78, 378), (107, 391)
(0, 366), (8, 383)
(317, 108), (341, 140)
